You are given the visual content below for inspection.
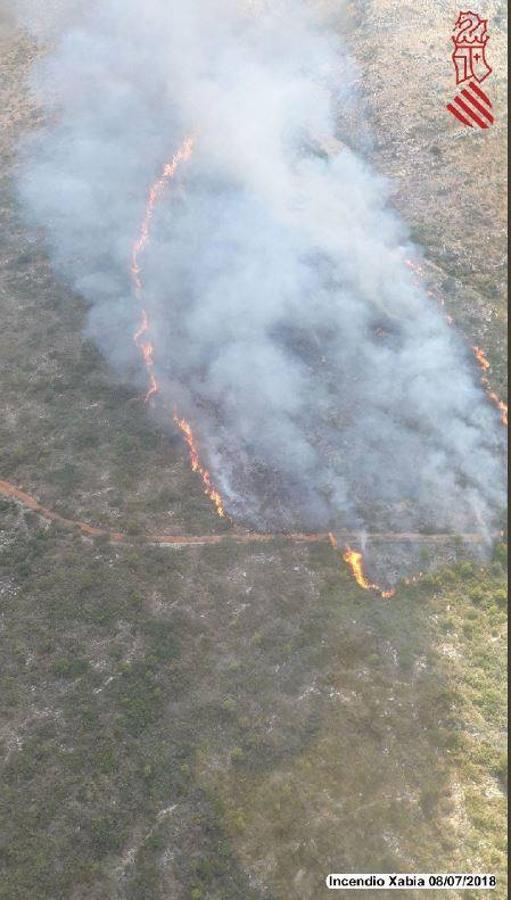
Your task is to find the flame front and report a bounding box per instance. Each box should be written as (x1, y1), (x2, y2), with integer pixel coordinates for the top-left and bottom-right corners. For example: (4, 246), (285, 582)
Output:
(130, 135), (227, 517)
(329, 533), (394, 597)
(486, 391), (508, 427)
(342, 547), (375, 590)
(342, 546), (395, 598)
(471, 345), (508, 426)
(131, 136), (196, 406)
(472, 345), (490, 371)
(407, 260), (507, 428)
(131, 135), (195, 293)
(173, 413), (226, 518)
(133, 308), (159, 402)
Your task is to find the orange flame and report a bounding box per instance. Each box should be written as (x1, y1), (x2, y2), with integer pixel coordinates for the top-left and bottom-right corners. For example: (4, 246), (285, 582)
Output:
(141, 342), (154, 366)
(405, 258), (426, 278)
(343, 547), (375, 590)
(486, 391), (508, 427)
(131, 138), (195, 403)
(145, 371), (159, 404)
(342, 547), (395, 598)
(329, 533), (394, 597)
(173, 413), (226, 518)
(406, 261), (507, 428)
(131, 136), (195, 293)
(129, 136), (228, 517)
(471, 346), (508, 425)
(472, 345), (490, 371)
(133, 308), (159, 402)
(133, 308), (150, 343)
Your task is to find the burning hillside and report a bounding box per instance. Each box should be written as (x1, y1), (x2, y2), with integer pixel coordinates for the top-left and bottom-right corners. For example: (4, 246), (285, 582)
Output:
(0, 4), (506, 898)
(130, 134), (227, 518)
(12, 0), (506, 580)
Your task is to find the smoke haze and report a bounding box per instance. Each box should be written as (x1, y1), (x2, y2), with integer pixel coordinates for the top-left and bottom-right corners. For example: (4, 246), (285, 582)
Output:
(12, 0), (506, 536)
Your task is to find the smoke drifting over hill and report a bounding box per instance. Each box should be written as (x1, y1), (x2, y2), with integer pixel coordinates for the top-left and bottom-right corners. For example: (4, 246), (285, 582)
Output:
(13, 0), (505, 535)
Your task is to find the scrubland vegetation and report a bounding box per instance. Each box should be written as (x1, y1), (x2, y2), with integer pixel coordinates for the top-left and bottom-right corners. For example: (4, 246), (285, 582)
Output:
(0, 5), (507, 898)
(0, 496), (507, 897)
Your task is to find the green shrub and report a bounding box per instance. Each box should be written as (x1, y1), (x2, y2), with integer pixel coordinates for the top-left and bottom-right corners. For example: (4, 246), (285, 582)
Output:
(52, 658), (89, 679)
(89, 814), (124, 856)
(493, 589), (507, 608)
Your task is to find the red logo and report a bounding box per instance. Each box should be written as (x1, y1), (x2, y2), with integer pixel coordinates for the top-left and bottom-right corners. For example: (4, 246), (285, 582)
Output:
(447, 11), (494, 128)
(446, 80), (494, 129)
(451, 11), (492, 84)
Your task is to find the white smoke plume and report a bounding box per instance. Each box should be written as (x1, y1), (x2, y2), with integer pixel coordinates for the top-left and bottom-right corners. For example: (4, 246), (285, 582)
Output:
(12, 0), (506, 535)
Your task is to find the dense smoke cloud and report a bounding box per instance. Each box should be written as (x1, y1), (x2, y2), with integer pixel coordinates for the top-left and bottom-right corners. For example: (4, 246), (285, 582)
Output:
(13, 0), (505, 535)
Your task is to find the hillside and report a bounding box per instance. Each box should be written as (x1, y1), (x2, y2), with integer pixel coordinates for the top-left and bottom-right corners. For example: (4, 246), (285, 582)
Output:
(0, 5), (506, 899)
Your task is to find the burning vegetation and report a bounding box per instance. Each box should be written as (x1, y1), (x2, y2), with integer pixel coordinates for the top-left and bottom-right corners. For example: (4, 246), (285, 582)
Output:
(406, 260), (507, 428)
(130, 135), (227, 519)
(329, 533), (395, 598)
(124, 137), (505, 591)
(11, 0), (506, 591)
(471, 345), (508, 427)
(0, 4), (506, 897)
